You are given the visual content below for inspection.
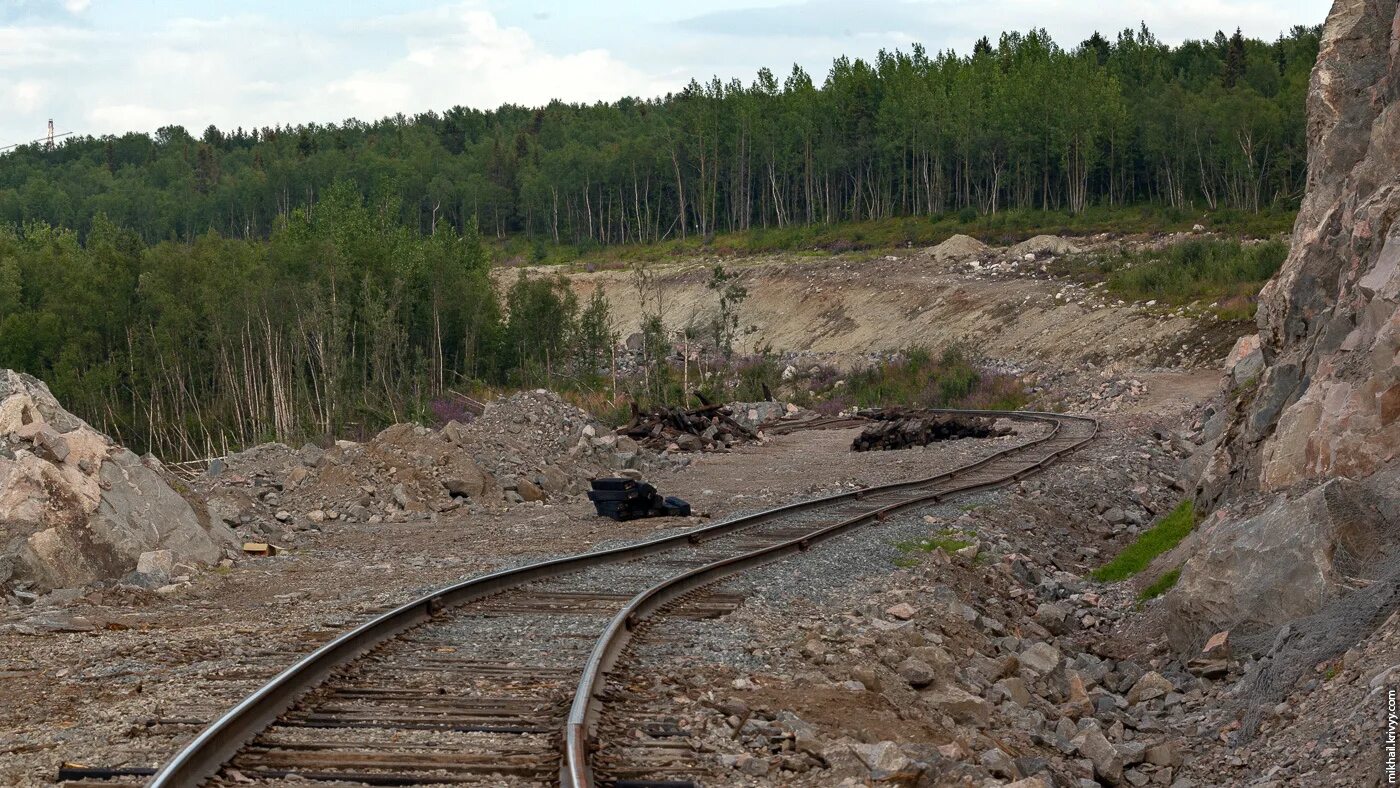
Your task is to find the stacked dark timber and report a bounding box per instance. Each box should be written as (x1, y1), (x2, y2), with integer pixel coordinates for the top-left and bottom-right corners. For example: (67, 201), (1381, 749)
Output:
(620, 398), (757, 452)
(851, 411), (1011, 452)
(587, 478), (691, 521)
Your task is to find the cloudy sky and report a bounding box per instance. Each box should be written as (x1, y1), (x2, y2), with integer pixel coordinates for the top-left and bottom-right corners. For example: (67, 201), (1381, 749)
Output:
(1, 0), (1331, 148)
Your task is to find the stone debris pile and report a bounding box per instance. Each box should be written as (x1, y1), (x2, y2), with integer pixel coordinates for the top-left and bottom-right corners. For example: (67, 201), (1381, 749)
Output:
(0, 370), (237, 595)
(197, 390), (684, 545)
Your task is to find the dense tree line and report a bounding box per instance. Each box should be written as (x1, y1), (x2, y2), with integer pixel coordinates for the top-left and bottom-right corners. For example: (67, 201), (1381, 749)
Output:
(0, 26), (1317, 248)
(0, 24), (1321, 456)
(0, 185), (615, 457)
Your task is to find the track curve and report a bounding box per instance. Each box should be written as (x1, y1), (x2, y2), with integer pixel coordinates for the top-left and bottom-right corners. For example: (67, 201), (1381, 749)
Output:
(146, 409), (1094, 787)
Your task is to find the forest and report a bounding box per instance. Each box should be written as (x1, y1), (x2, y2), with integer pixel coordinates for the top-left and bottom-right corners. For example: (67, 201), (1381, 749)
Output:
(0, 25), (1319, 458)
(0, 26), (1317, 247)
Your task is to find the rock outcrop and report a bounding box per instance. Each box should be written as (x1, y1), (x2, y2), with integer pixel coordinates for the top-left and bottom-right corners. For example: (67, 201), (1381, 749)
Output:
(0, 370), (236, 592)
(1171, 0), (1400, 651)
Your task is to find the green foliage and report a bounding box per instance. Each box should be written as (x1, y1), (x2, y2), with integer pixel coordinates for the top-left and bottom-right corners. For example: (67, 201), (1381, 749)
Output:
(503, 271), (578, 384)
(0, 26), (1318, 250)
(1104, 238), (1288, 312)
(0, 185), (630, 457)
(1093, 500), (1197, 582)
(838, 345), (1028, 411)
(707, 265), (748, 357)
(573, 286), (617, 383)
(1137, 567), (1182, 601)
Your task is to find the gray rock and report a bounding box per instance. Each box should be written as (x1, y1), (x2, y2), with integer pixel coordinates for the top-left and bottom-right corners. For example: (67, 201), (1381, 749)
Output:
(1035, 601), (1071, 634)
(898, 657), (938, 688)
(1166, 478), (1387, 651)
(922, 685), (990, 727)
(1072, 725), (1124, 784)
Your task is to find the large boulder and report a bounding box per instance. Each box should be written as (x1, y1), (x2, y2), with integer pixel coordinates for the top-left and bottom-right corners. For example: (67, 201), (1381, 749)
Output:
(1170, 474), (1394, 651)
(0, 370), (236, 592)
(1171, 0), (1400, 653)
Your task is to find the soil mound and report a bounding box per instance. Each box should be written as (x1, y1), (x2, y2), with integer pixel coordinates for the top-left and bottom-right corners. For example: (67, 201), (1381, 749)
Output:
(925, 233), (989, 262)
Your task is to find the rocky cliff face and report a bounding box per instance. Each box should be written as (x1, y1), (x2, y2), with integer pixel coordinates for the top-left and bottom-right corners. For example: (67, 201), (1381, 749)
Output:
(1170, 0), (1400, 651)
(0, 370), (236, 592)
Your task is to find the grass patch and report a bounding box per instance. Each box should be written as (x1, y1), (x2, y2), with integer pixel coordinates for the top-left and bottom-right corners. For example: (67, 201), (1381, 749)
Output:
(1092, 499), (1197, 582)
(897, 530), (975, 556)
(1137, 567), (1181, 601)
(1053, 238), (1287, 321)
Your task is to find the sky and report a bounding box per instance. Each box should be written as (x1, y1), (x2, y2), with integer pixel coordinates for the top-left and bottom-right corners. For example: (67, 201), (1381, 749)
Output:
(0, 0), (1333, 149)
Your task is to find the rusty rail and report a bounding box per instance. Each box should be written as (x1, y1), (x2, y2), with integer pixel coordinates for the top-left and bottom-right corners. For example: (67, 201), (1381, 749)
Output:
(561, 410), (1097, 788)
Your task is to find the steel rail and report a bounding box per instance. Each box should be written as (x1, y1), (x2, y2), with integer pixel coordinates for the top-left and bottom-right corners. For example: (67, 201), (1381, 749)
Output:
(561, 412), (1097, 788)
(147, 409), (1085, 787)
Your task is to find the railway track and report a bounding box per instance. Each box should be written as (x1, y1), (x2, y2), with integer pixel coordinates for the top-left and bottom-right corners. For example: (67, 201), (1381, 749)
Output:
(135, 409), (1094, 788)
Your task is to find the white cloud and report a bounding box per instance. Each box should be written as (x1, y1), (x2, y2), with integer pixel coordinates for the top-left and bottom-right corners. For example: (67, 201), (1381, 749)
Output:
(0, 2), (672, 146)
(0, 0), (1331, 148)
(325, 5), (671, 114)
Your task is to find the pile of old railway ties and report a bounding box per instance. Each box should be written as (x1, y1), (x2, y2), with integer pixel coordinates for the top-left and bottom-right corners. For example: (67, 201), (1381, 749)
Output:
(618, 393), (758, 452)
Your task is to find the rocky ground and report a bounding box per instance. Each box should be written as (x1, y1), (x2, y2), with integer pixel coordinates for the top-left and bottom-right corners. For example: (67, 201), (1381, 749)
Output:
(593, 378), (1391, 788)
(0, 394), (1036, 784)
(1, 360), (1389, 787)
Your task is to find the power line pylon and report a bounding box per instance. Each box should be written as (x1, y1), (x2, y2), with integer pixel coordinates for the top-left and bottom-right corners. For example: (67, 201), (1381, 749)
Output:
(45, 119), (55, 150)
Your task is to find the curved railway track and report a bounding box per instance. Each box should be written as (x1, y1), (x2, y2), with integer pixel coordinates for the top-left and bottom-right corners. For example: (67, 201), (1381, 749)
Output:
(145, 409), (1095, 788)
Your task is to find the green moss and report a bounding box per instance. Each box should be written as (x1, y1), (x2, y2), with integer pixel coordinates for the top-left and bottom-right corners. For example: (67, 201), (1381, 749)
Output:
(1092, 500), (1197, 582)
(1137, 567), (1181, 601)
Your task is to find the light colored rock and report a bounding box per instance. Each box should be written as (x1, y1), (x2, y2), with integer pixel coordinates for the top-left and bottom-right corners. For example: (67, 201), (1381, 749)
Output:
(0, 371), (236, 591)
(1010, 234), (1080, 257)
(1073, 725), (1124, 784)
(1126, 671), (1174, 705)
(515, 477), (546, 502)
(539, 464), (570, 495)
(922, 685), (991, 726)
(1064, 670), (1095, 718)
(1020, 642), (1063, 675)
(926, 233), (990, 262)
(852, 741), (910, 774)
(1225, 334), (1264, 387)
(992, 676), (1032, 706)
(885, 602), (917, 620)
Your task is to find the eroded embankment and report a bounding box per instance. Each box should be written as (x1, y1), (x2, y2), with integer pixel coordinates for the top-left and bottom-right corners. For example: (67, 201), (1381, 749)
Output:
(518, 245), (1247, 370)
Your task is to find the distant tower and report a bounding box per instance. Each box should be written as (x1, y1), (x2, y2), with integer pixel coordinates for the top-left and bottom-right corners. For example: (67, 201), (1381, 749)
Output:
(45, 119), (55, 150)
